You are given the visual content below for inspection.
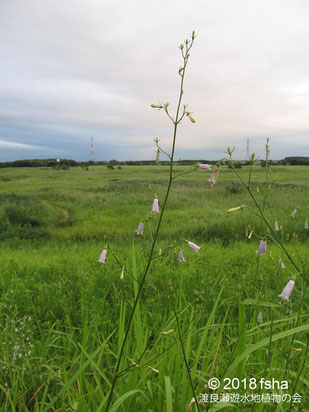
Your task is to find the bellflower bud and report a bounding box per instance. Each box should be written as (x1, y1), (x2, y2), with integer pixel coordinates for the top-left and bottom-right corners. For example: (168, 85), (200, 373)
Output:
(279, 258), (285, 269)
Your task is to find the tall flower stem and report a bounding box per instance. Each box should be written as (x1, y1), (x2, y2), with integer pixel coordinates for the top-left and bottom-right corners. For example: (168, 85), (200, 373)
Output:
(105, 32), (196, 411)
(227, 156), (308, 285)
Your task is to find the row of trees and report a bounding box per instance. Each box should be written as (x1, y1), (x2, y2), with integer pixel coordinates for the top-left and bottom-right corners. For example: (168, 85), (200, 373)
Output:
(0, 156), (308, 168)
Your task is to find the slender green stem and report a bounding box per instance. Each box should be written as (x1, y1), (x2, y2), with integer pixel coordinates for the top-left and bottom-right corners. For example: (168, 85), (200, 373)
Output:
(263, 308), (274, 377)
(172, 165), (199, 180)
(108, 248), (140, 285)
(247, 156), (254, 186)
(158, 148), (171, 160)
(105, 33), (195, 411)
(174, 309), (201, 412)
(227, 158), (308, 284)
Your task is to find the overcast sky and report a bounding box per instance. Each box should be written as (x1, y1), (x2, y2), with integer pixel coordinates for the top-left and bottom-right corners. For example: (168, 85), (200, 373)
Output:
(1, 0), (309, 161)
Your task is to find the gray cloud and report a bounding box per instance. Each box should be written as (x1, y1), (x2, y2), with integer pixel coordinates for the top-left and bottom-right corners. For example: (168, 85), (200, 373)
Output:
(1, 0), (309, 161)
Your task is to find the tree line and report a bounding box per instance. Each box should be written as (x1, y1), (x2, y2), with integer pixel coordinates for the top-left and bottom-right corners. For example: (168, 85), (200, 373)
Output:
(0, 156), (308, 168)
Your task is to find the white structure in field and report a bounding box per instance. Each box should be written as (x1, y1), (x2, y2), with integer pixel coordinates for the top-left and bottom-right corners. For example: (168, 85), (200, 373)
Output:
(245, 137), (250, 160)
(90, 137), (95, 162)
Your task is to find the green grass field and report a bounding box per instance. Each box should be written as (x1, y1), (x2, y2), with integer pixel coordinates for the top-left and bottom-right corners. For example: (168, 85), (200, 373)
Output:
(0, 164), (309, 411)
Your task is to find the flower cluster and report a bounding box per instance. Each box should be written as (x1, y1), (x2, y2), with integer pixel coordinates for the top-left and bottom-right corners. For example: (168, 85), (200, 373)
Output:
(1, 300), (34, 376)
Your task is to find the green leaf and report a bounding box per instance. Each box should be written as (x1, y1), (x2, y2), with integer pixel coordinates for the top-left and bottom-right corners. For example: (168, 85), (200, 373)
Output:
(109, 390), (144, 412)
(242, 298), (281, 308)
(164, 376), (173, 412)
(223, 323), (309, 380)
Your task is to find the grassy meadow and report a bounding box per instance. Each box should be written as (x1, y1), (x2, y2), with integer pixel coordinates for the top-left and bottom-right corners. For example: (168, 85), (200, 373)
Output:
(0, 164), (309, 411)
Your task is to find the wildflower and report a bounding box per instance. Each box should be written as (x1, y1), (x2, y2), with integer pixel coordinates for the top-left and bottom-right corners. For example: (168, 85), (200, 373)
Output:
(199, 163), (212, 170)
(274, 221), (279, 231)
(120, 267), (124, 280)
(279, 280), (295, 302)
(209, 167), (220, 185)
(178, 251), (185, 262)
(185, 398), (196, 412)
(98, 249), (107, 264)
(279, 258), (285, 269)
(291, 209), (297, 217)
(257, 312), (262, 323)
(151, 198), (159, 214)
(188, 241), (200, 254)
(248, 230), (253, 239)
(256, 240), (267, 256)
(305, 220), (308, 229)
(136, 222), (144, 235)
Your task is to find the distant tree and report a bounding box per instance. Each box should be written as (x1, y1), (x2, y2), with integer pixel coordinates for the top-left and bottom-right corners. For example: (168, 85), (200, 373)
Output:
(228, 162), (242, 169)
(284, 156), (309, 165)
(260, 160), (266, 167)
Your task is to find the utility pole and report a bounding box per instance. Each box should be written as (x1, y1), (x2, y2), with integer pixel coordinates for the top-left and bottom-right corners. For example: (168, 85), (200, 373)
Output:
(245, 137), (250, 160)
(90, 137), (95, 162)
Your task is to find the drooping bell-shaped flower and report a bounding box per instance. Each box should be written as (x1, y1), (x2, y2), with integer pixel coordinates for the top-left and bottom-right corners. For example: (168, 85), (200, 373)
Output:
(120, 267), (124, 279)
(136, 222), (144, 235)
(257, 312), (262, 323)
(305, 220), (308, 229)
(209, 167), (220, 185)
(178, 251), (185, 262)
(156, 149), (160, 164)
(274, 221), (279, 231)
(185, 398), (195, 412)
(256, 240), (267, 256)
(151, 198), (159, 214)
(98, 249), (107, 264)
(199, 163), (212, 170)
(291, 209), (297, 217)
(279, 280), (295, 302)
(188, 241), (200, 254)
(279, 258), (285, 269)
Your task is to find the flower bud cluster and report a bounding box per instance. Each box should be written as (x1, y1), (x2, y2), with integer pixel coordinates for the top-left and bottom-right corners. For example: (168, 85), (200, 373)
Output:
(1, 300), (34, 376)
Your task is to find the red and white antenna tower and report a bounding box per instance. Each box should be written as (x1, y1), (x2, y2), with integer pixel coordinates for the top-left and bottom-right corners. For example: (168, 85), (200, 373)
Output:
(246, 137), (250, 160)
(90, 137), (95, 162)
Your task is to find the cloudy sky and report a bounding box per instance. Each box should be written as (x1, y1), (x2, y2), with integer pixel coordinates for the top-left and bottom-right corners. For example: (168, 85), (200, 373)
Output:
(1, 0), (309, 161)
